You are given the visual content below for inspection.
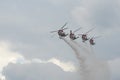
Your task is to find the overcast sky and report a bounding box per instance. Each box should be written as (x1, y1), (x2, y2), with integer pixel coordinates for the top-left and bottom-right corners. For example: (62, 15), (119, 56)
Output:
(0, 0), (120, 80)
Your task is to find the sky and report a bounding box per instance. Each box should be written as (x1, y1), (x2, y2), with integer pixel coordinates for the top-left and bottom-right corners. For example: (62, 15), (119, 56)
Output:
(0, 0), (120, 80)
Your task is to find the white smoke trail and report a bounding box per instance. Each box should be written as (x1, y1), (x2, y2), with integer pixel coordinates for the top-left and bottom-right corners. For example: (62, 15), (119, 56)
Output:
(62, 37), (110, 80)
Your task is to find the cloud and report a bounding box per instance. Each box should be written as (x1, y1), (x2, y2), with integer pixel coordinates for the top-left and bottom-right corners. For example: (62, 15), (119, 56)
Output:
(0, 40), (24, 80)
(71, 0), (120, 34)
(0, 41), (23, 70)
(32, 58), (76, 72)
(71, 0), (120, 61)
(0, 0), (80, 60)
(3, 60), (80, 80)
(109, 58), (120, 80)
(0, 0), (119, 80)
(0, 40), (77, 80)
(48, 0), (76, 5)
(18, 58), (76, 72)
(48, 0), (66, 5)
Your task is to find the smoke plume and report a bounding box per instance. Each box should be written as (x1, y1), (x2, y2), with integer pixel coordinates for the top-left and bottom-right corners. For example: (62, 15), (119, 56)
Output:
(62, 37), (110, 80)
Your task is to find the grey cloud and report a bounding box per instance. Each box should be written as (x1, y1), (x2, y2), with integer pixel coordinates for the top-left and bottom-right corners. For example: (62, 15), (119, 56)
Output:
(0, 0), (120, 79)
(109, 58), (120, 80)
(3, 63), (80, 80)
(90, 0), (120, 28)
(72, 0), (120, 30)
(71, 0), (120, 60)
(0, 0), (81, 60)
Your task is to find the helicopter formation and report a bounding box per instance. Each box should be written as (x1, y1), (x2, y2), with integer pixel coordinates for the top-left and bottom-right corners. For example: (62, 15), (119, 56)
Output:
(50, 23), (99, 45)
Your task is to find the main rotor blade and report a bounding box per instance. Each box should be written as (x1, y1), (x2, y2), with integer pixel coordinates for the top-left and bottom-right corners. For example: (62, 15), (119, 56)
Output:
(78, 34), (83, 36)
(50, 31), (58, 33)
(85, 27), (95, 34)
(51, 34), (56, 38)
(73, 27), (82, 33)
(62, 27), (68, 30)
(93, 36), (101, 39)
(61, 22), (68, 29)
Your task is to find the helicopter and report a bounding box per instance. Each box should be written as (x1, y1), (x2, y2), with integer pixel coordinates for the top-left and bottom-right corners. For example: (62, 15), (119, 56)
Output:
(89, 36), (101, 45)
(89, 38), (95, 45)
(50, 22), (68, 37)
(78, 27), (95, 42)
(69, 27), (82, 40)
